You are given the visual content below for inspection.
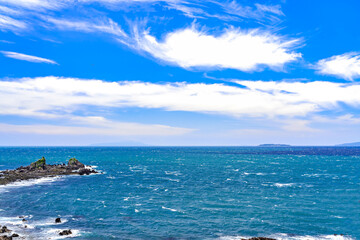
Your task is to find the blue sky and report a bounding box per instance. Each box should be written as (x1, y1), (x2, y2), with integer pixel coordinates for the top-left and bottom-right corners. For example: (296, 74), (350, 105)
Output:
(1, 0), (360, 146)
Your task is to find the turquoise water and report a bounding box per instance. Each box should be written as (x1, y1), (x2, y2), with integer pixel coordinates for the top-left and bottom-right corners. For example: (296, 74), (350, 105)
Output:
(0, 147), (359, 239)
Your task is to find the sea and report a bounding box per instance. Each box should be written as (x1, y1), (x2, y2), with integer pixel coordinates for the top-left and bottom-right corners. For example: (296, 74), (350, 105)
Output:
(0, 147), (359, 240)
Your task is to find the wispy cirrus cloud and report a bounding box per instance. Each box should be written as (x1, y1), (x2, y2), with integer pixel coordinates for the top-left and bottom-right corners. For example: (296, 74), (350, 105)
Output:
(0, 0), (67, 10)
(79, 0), (285, 23)
(0, 15), (27, 32)
(1, 51), (58, 64)
(133, 26), (301, 72)
(219, 1), (284, 23)
(315, 52), (360, 80)
(45, 17), (127, 37)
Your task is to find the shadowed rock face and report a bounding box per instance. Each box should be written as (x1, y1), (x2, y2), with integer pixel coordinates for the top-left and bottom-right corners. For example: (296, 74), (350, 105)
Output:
(68, 158), (85, 169)
(0, 157), (98, 185)
(30, 157), (46, 170)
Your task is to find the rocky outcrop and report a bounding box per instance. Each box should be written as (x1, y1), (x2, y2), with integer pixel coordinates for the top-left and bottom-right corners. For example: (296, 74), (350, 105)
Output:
(55, 218), (61, 223)
(0, 157), (98, 185)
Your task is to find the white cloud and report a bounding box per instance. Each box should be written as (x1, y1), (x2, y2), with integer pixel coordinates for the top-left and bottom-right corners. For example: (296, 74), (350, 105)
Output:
(315, 52), (360, 80)
(0, 0), (296, 73)
(0, 121), (193, 136)
(1, 51), (57, 64)
(134, 27), (301, 72)
(1, 77), (360, 120)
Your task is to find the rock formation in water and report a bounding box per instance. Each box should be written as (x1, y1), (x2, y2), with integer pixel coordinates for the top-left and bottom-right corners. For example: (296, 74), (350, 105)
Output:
(0, 157), (98, 185)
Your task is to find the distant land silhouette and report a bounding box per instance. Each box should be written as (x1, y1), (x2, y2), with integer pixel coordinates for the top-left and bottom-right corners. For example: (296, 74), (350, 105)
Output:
(89, 141), (147, 146)
(336, 142), (360, 146)
(258, 144), (291, 147)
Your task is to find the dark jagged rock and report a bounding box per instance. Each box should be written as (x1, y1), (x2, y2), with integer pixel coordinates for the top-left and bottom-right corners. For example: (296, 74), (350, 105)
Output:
(0, 235), (12, 240)
(0, 226), (11, 233)
(0, 157), (99, 185)
(59, 229), (72, 236)
(11, 234), (19, 238)
(79, 168), (97, 175)
(55, 217), (61, 223)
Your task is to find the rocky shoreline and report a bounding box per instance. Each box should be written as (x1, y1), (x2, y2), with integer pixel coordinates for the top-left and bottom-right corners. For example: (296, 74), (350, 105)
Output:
(0, 157), (99, 186)
(0, 217), (73, 239)
(0, 157), (99, 238)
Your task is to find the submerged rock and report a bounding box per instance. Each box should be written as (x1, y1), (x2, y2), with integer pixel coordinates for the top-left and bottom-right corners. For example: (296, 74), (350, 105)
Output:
(243, 238), (276, 240)
(59, 229), (72, 236)
(55, 217), (61, 223)
(0, 157), (99, 185)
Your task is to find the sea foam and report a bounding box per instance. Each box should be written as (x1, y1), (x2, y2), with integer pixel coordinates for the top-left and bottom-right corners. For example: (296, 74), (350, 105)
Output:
(218, 234), (354, 240)
(0, 176), (63, 193)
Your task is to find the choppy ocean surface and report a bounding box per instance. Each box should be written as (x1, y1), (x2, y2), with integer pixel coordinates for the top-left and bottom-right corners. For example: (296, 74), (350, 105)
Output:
(0, 147), (359, 240)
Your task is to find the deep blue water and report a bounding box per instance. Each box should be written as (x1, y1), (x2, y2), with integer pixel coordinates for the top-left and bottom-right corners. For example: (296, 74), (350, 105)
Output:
(0, 147), (359, 240)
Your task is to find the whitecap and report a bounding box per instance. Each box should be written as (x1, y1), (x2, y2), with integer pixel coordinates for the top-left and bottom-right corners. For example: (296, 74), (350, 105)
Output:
(274, 183), (295, 187)
(272, 233), (354, 240)
(0, 216), (27, 226)
(158, 177), (180, 182)
(218, 234), (354, 240)
(161, 206), (180, 212)
(43, 228), (81, 239)
(243, 172), (266, 176)
(165, 171), (181, 176)
(33, 217), (68, 226)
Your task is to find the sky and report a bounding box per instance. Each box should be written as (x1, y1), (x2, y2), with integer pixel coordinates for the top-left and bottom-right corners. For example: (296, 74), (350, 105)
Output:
(1, 0), (360, 146)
